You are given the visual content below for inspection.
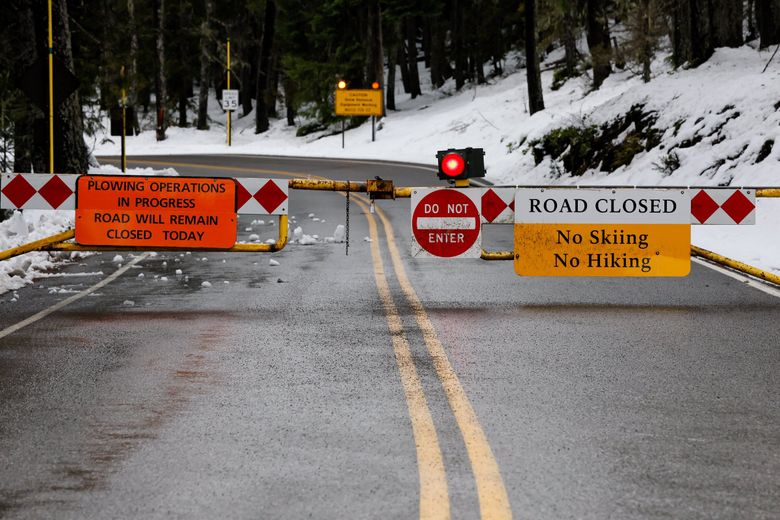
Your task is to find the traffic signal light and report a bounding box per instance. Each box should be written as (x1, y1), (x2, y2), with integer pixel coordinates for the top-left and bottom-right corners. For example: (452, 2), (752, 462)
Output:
(436, 148), (486, 180)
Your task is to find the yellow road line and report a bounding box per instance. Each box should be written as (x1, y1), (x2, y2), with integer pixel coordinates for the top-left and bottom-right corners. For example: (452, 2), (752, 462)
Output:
(372, 203), (513, 520)
(101, 157), (309, 178)
(357, 196), (451, 519)
(125, 158), (451, 518)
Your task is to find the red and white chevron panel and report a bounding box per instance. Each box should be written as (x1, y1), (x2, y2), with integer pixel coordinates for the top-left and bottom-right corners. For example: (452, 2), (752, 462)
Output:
(480, 187), (515, 224)
(690, 188), (756, 225)
(1, 173), (79, 210)
(234, 178), (288, 215)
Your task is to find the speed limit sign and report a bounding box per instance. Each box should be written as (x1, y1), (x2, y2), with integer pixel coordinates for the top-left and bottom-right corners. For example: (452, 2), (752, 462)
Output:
(222, 89), (239, 111)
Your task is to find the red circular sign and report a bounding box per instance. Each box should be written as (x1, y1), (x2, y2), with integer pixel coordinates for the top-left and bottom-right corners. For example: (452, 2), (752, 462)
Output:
(412, 189), (480, 257)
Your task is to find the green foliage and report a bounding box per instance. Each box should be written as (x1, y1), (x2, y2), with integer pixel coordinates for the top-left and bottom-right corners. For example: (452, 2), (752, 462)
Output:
(653, 150), (681, 175)
(530, 104), (662, 176)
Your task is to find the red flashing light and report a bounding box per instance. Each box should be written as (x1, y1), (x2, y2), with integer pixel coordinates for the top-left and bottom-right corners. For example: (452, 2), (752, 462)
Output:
(441, 153), (466, 177)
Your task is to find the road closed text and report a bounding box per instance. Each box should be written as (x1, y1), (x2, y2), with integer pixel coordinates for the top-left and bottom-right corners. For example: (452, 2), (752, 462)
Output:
(75, 175), (237, 249)
(514, 189), (690, 277)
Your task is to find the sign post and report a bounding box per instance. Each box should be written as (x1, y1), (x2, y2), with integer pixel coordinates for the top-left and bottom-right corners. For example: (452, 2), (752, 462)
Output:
(514, 189), (690, 276)
(75, 175), (237, 249)
(411, 188), (482, 258)
(222, 38), (233, 146)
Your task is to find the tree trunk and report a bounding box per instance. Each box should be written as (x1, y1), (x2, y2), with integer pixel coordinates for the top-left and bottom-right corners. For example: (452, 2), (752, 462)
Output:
(33, 0), (89, 173)
(586, 0), (612, 88)
(756, 0), (780, 47)
(562, 3), (579, 75)
(428, 15), (447, 88)
(255, 0), (276, 134)
(712, 0), (743, 47)
(283, 75), (296, 126)
(265, 47), (280, 118)
(397, 44), (410, 93)
(12, 3), (36, 173)
(241, 57), (254, 117)
(453, 0), (466, 89)
(640, 0), (652, 82)
(386, 44), (396, 110)
(525, 0), (545, 114)
(197, 0), (212, 130)
(746, 0), (756, 41)
(689, 0), (713, 64)
(405, 17), (421, 98)
(366, 1), (384, 89)
(671, 0), (692, 67)
(154, 0), (167, 141)
(127, 0), (140, 133)
(98, 0), (113, 110)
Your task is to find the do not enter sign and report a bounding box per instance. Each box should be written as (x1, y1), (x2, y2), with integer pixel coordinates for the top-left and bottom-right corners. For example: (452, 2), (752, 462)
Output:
(411, 188), (481, 258)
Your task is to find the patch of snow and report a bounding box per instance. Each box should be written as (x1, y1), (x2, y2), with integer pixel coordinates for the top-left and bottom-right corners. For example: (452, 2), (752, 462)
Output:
(269, 259), (280, 266)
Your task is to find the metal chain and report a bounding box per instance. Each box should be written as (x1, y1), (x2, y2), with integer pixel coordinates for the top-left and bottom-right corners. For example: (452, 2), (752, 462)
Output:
(345, 188), (350, 256)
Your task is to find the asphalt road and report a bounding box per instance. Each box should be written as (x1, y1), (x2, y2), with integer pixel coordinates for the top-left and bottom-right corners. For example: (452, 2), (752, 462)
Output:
(0, 154), (778, 519)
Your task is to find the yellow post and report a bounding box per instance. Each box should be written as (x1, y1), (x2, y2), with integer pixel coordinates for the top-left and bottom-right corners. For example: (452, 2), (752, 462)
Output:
(121, 67), (127, 173)
(226, 38), (231, 146)
(47, 0), (54, 173)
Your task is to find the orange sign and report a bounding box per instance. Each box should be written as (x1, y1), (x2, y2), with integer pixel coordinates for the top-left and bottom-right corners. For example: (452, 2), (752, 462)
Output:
(75, 175), (237, 249)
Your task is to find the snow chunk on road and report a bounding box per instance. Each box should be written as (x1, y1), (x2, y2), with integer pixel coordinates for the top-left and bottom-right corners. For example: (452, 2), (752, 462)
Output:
(112, 255), (124, 263)
(201, 281), (212, 287)
(333, 225), (345, 243)
(249, 234), (260, 242)
(123, 300), (135, 306)
(299, 235), (317, 245)
(269, 259), (280, 266)
(293, 226), (303, 242)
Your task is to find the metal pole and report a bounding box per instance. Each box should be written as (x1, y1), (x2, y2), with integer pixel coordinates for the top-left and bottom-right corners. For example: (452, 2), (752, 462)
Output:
(47, 0), (54, 173)
(371, 116), (375, 142)
(226, 38), (231, 147)
(342, 119), (345, 149)
(121, 88), (127, 173)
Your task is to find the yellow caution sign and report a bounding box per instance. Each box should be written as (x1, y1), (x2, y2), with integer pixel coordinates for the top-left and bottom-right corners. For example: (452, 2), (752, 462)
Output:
(335, 89), (383, 117)
(514, 189), (691, 277)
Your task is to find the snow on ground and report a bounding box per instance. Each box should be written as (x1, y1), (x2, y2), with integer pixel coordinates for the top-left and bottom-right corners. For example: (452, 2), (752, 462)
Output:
(0, 166), (176, 295)
(3, 44), (779, 296)
(88, 44), (780, 276)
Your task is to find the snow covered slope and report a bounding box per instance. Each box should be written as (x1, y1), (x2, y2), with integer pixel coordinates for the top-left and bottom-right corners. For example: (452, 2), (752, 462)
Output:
(90, 45), (780, 277)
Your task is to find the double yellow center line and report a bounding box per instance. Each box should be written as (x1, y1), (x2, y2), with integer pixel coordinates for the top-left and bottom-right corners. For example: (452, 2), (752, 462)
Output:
(112, 158), (512, 519)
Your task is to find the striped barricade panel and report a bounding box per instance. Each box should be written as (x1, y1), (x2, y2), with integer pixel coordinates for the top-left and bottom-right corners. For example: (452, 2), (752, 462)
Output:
(480, 187), (515, 224)
(1, 173), (79, 210)
(690, 188), (756, 225)
(234, 178), (288, 215)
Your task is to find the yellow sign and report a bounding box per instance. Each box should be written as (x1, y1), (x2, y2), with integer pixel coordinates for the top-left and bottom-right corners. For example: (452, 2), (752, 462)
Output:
(335, 89), (383, 116)
(513, 188), (691, 277)
(514, 223), (691, 276)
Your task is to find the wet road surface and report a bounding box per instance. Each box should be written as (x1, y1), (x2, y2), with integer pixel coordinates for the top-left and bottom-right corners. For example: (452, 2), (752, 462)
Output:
(0, 155), (778, 519)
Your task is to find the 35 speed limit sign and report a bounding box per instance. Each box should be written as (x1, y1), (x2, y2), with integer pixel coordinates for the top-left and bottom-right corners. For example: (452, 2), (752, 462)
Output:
(222, 89), (239, 111)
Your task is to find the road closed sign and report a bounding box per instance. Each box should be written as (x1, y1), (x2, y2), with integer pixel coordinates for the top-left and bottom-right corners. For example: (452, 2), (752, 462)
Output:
(411, 188), (481, 258)
(75, 175), (237, 249)
(514, 189), (690, 277)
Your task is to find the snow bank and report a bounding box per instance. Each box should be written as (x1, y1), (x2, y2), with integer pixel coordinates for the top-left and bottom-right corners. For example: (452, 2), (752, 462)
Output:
(0, 166), (178, 295)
